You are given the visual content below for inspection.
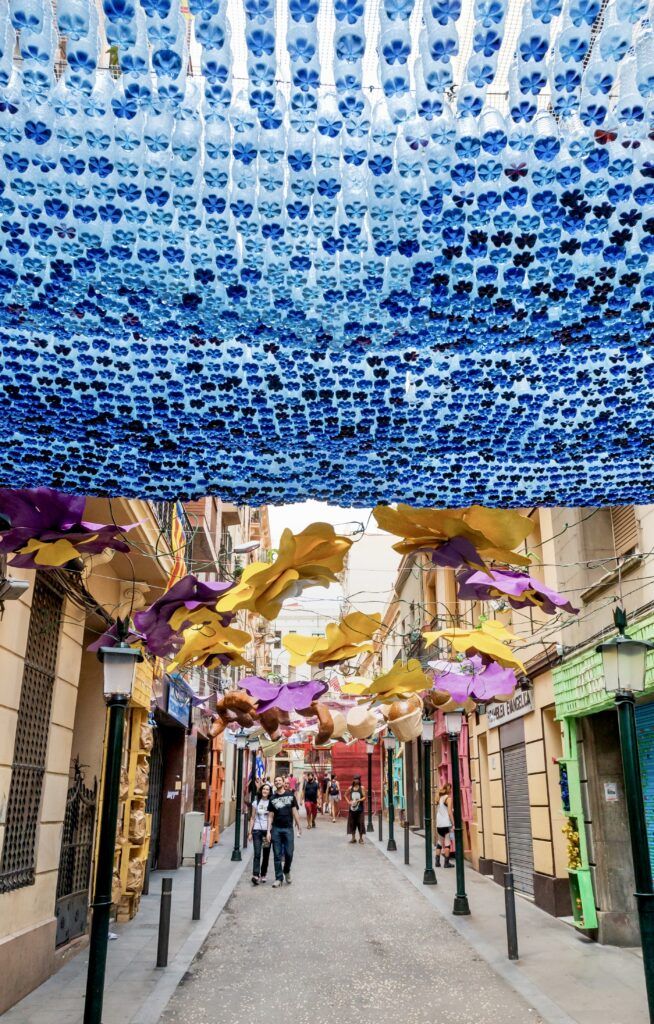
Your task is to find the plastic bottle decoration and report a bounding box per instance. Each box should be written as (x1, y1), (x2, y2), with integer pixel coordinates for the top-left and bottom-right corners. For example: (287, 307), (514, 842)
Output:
(0, 0), (653, 504)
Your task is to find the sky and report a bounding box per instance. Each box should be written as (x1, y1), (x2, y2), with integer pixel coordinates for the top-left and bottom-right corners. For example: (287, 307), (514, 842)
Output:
(268, 501), (371, 547)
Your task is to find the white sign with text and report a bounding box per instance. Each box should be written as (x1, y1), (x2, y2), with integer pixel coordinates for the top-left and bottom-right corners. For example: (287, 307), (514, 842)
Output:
(487, 689), (534, 728)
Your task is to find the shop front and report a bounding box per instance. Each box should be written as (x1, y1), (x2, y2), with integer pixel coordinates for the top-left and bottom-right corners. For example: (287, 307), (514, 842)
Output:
(150, 675), (193, 871)
(552, 615), (654, 945)
(469, 669), (571, 917)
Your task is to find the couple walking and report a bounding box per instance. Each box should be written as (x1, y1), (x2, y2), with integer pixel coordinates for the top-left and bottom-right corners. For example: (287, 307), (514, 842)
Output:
(249, 776), (302, 888)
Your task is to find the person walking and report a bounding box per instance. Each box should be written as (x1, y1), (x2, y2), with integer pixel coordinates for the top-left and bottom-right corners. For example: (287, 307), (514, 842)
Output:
(267, 775), (302, 887)
(328, 773), (341, 822)
(302, 771), (320, 828)
(320, 773), (330, 814)
(248, 782), (272, 885)
(346, 776), (366, 844)
(435, 782), (454, 868)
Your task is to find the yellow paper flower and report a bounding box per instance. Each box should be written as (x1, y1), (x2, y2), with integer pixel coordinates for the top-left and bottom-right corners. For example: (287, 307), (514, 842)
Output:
(216, 522), (352, 620)
(373, 504), (533, 567)
(423, 619), (525, 673)
(340, 677), (371, 696)
(18, 536), (98, 566)
(282, 612), (381, 667)
(168, 615), (252, 671)
(358, 659), (429, 704)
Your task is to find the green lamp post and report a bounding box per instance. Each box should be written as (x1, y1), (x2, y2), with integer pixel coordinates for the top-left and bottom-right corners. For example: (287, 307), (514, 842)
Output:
(421, 718), (437, 885)
(383, 731), (397, 852)
(444, 708), (470, 916)
(84, 627), (143, 1024)
(597, 607), (654, 1022)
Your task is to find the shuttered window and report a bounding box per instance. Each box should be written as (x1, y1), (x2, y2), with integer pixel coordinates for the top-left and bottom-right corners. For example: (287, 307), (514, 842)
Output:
(0, 575), (63, 893)
(610, 506), (639, 558)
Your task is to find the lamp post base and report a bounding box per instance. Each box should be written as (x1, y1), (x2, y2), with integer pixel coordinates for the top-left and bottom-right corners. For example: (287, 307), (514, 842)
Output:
(231, 850), (242, 862)
(453, 894), (471, 916)
(387, 838), (397, 852)
(367, 820), (374, 832)
(423, 868), (437, 885)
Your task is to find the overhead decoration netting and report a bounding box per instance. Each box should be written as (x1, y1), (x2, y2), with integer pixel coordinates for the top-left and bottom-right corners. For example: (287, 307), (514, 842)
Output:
(1, 0), (654, 503)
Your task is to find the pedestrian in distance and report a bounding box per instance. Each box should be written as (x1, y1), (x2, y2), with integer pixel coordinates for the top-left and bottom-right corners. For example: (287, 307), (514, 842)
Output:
(302, 771), (320, 828)
(328, 773), (341, 822)
(320, 773), (330, 814)
(435, 783), (454, 868)
(248, 782), (272, 885)
(287, 774), (298, 795)
(267, 775), (302, 887)
(346, 776), (366, 844)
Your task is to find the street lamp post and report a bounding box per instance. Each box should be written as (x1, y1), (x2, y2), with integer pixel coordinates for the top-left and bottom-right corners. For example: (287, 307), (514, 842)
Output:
(365, 740), (375, 832)
(421, 718), (437, 885)
(445, 709), (470, 916)
(597, 608), (654, 1021)
(383, 732), (397, 852)
(84, 633), (142, 1024)
(231, 733), (248, 862)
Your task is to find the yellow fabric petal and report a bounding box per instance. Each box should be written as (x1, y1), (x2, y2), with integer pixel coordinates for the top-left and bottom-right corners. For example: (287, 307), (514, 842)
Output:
(362, 659), (428, 699)
(282, 633), (327, 668)
(340, 680), (369, 696)
(19, 537), (84, 566)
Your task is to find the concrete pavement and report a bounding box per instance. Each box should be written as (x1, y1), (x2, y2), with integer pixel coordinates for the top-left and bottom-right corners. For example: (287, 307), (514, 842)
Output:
(1, 824), (251, 1024)
(371, 823), (648, 1024)
(161, 823), (542, 1024)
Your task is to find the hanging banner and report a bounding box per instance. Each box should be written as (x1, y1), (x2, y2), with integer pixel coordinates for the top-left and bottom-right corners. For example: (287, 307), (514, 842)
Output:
(487, 690), (534, 729)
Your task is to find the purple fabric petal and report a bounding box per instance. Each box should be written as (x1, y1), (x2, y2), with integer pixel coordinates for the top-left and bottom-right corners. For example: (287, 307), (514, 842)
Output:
(431, 536), (486, 570)
(429, 657), (516, 702)
(132, 576), (235, 657)
(0, 487), (137, 567)
(250, 678), (328, 713)
(87, 622), (145, 652)
(240, 676), (281, 702)
(457, 568), (578, 615)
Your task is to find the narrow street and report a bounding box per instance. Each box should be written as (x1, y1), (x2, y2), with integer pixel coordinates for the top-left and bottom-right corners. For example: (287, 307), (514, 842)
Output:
(161, 825), (540, 1024)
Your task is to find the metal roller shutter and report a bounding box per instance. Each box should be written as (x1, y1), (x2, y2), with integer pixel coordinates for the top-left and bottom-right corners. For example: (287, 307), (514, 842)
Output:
(502, 744), (535, 896)
(636, 703), (654, 868)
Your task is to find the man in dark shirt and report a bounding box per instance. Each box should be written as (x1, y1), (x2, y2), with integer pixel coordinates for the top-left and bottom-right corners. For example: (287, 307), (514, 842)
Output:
(267, 775), (302, 887)
(301, 771), (320, 829)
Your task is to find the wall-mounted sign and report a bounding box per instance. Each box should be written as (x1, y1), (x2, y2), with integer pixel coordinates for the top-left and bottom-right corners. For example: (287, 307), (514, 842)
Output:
(167, 678), (192, 728)
(487, 689), (534, 728)
(604, 781), (619, 802)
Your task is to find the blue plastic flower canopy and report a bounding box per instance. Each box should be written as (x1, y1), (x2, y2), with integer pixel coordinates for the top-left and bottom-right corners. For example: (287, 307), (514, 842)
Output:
(1, 0), (654, 504)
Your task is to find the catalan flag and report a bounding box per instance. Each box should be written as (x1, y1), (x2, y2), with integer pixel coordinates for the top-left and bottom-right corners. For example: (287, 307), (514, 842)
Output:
(166, 502), (187, 592)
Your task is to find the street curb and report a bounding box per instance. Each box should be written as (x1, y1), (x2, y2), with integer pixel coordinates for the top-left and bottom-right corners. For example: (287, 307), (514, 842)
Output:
(370, 836), (577, 1024)
(131, 844), (253, 1024)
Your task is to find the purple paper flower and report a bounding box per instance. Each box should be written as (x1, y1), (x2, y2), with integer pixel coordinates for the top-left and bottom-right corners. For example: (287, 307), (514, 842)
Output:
(429, 656), (517, 702)
(240, 675), (328, 713)
(457, 568), (578, 615)
(0, 487), (136, 568)
(87, 621), (145, 653)
(132, 575), (235, 657)
(430, 536), (487, 570)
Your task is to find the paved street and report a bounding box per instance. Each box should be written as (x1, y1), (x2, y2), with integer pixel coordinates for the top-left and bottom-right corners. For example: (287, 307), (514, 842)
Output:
(161, 824), (540, 1024)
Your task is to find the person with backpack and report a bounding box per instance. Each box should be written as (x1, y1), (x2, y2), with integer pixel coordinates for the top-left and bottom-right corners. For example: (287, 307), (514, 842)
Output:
(346, 776), (366, 844)
(328, 773), (341, 822)
(435, 783), (454, 867)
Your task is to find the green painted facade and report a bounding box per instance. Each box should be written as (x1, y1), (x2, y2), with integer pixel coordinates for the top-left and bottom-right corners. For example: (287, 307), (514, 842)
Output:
(552, 612), (654, 931)
(553, 611), (654, 720)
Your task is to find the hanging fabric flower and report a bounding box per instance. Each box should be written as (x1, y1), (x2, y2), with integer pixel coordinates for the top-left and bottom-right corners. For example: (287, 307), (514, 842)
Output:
(423, 619), (526, 673)
(429, 655), (518, 702)
(456, 568), (579, 615)
(167, 619), (252, 671)
(282, 611), (381, 666)
(373, 504), (534, 569)
(131, 575), (236, 657)
(240, 674), (328, 712)
(358, 658), (429, 703)
(0, 487), (137, 568)
(215, 522), (353, 620)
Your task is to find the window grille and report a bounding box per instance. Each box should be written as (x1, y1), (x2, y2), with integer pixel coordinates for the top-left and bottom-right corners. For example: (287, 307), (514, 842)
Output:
(0, 574), (63, 893)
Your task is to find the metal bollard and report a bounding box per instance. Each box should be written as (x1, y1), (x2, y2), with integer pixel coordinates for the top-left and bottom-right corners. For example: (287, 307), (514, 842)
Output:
(156, 878), (173, 968)
(142, 854), (151, 896)
(243, 809), (249, 850)
(404, 821), (410, 865)
(378, 809), (383, 842)
(192, 853), (202, 921)
(504, 871), (519, 961)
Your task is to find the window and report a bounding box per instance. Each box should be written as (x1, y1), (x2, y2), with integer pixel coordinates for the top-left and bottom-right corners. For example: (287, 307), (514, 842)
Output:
(0, 574), (63, 893)
(610, 506), (639, 559)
